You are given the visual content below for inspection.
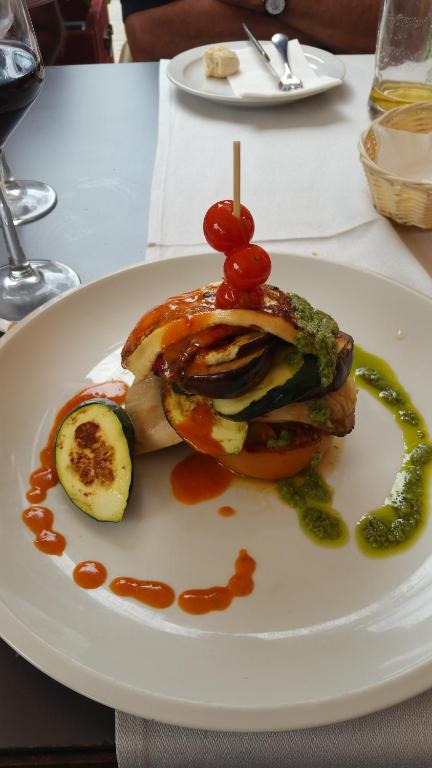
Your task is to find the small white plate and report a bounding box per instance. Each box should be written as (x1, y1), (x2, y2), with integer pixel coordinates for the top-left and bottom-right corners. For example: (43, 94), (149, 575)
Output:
(166, 41), (345, 107)
(1, 253), (432, 731)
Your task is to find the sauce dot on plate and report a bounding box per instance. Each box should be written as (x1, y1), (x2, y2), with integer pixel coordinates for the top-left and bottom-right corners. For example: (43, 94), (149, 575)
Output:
(218, 505), (236, 517)
(73, 560), (107, 589)
(171, 452), (232, 504)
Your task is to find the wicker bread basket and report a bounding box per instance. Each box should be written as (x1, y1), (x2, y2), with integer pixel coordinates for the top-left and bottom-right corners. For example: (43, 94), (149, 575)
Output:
(359, 101), (432, 229)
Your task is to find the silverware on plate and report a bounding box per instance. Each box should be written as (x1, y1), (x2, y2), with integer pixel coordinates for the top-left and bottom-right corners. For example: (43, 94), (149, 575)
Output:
(242, 24), (303, 92)
(271, 32), (303, 91)
(242, 23), (281, 84)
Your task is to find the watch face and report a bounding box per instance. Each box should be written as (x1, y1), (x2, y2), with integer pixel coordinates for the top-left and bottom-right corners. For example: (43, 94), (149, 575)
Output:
(265, 0), (285, 14)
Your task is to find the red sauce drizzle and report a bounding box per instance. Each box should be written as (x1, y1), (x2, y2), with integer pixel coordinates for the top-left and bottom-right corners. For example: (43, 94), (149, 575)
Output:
(177, 406), (225, 457)
(178, 549), (255, 615)
(110, 577), (175, 608)
(26, 380), (129, 505)
(171, 452), (232, 503)
(22, 506), (66, 556)
(22, 382), (257, 612)
(218, 505), (236, 517)
(73, 561), (107, 589)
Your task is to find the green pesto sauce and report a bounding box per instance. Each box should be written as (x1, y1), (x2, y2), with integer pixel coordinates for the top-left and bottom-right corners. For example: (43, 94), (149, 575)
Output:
(267, 429), (292, 449)
(288, 293), (339, 388)
(283, 346), (304, 368)
(276, 346), (431, 555)
(277, 466), (349, 547)
(309, 399), (331, 428)
(354, 345), (432, 557)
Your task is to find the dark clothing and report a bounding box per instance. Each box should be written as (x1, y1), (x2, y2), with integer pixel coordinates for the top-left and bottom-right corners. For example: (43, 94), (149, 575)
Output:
(121, 0), (173, 21)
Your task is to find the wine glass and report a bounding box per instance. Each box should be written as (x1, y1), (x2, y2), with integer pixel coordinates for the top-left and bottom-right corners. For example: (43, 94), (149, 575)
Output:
(2, 153), (57, 225)
(0, 0), (79, 321)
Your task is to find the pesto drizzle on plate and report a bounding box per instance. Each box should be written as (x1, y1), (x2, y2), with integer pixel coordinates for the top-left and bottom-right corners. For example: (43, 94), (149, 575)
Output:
(278, 459), (349, 547)
(353, 346), (432, 557)
(277, 345), (432, 556)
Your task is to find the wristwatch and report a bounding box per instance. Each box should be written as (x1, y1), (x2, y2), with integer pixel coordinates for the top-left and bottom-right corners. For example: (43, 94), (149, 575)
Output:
(264, 0), (286, 15)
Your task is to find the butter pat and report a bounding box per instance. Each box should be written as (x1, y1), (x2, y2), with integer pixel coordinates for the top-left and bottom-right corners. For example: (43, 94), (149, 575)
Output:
(204, 45), (240, 78)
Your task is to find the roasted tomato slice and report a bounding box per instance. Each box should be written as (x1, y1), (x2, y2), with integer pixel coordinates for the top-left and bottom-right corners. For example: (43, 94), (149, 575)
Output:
(217, 422), (332, 480)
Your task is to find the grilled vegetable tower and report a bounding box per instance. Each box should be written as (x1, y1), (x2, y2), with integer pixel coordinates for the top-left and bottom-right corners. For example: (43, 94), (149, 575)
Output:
(122, 197), (357, 480)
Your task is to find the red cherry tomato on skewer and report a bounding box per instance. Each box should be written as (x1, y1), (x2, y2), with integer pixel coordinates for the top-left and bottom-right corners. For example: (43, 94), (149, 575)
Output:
(203, 200), (255, 253)
(224, 244), (271, 291)
(216, 281), (264, 309)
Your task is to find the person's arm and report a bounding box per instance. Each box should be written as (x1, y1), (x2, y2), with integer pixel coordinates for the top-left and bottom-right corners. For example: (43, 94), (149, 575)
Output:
(216, 0), (381, 54)
(28, 0), (64, 64)
(124, 0), (380, 62)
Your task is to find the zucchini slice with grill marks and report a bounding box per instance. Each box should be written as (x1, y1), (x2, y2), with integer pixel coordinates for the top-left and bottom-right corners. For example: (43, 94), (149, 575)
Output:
(163, 384), (247, 455)
(55, 399), (134, 522)
(213, 350), (321, 422)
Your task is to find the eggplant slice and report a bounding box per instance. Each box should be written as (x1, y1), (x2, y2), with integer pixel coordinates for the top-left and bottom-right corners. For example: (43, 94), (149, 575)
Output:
(295, 333), (354, 402)
(180, 337), (277, 398)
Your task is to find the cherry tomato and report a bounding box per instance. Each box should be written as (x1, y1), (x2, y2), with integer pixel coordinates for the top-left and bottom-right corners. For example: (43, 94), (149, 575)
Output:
(224, 244), (271, 290)
(203, 200), (254, 253)
(215, 281), (263, 310)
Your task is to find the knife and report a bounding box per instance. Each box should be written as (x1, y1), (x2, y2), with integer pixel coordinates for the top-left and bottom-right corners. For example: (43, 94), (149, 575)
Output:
(242, 23), (281, 83)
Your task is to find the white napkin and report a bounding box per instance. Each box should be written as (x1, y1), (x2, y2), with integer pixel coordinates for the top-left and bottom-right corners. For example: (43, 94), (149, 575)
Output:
(374, 123), (432, 181)
(228, 39), (340, 99)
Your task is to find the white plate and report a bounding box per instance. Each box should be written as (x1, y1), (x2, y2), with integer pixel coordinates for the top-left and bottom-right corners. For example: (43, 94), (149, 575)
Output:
(1, 253), (432, 731)
(166, 41), (345, 107)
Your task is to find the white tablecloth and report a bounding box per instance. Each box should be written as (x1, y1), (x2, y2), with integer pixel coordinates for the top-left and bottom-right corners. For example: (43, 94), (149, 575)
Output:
(117, 53), (432, 768)
(147, 58), (432, 297)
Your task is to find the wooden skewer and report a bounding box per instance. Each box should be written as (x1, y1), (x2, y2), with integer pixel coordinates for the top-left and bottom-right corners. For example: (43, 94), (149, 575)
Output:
(233, 140), (241, 219)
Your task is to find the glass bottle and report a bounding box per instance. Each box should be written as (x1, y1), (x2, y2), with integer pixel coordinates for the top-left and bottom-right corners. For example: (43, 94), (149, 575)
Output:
(369, 0), (432, 116)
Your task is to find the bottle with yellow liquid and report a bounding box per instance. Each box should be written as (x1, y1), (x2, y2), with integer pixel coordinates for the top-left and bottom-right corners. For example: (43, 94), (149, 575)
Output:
(368, 0), (432, 117)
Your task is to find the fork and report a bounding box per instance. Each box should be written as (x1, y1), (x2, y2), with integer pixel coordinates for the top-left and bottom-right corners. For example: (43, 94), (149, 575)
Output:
(271, 33), (303, 91)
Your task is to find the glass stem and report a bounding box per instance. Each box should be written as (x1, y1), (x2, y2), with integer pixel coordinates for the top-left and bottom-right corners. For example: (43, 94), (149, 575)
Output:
(1, 154), (13, 184)
(0, 153), (34, 280)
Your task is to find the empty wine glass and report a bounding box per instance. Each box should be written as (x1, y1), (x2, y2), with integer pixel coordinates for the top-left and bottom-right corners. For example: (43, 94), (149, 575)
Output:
(0, 0), (79, 321)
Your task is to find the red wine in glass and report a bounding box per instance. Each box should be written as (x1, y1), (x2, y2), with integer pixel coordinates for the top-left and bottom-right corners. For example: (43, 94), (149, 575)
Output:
(0, 0), (80, 321)
(0, 43), (54, 226)
(0, 43), (43, 147)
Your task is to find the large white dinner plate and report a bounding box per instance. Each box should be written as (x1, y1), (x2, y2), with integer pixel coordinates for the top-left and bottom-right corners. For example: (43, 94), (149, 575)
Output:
(166, 41), (345, 106)
(1, 253), (432, 731)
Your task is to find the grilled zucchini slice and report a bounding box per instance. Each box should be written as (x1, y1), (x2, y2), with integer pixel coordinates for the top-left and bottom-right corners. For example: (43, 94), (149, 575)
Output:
(55, 399), (134, 522)
(163, 384), (247, 455)
(213, 350), (320, 421)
